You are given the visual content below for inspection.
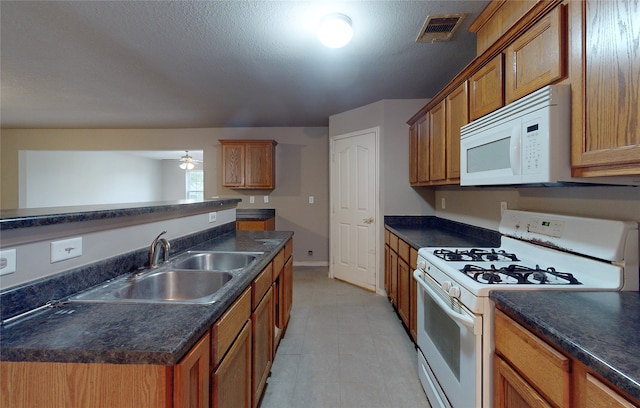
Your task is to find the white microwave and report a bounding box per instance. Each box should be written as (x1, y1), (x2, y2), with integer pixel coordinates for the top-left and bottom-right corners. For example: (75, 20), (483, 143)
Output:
(460, 85), (571, 186)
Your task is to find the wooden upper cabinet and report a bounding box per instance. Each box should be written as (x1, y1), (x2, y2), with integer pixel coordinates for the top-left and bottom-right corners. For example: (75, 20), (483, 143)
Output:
(409, 122), (418, 184)
(445, 81), (468, 181)
(219, 140), (277, 189)
(504, 5), (567, 104)
(429, 100), (447, 182)
(416, 114), (430, 184)
(469, 54), (504, 120)
(570, 0), (640, 177)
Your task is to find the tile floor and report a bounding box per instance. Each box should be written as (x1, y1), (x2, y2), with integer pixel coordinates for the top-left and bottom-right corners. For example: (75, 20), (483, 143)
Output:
(259, 266), (431, 408)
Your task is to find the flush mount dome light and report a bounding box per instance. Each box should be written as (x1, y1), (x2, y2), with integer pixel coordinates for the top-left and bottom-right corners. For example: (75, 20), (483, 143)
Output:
(317, 13), (353, 48)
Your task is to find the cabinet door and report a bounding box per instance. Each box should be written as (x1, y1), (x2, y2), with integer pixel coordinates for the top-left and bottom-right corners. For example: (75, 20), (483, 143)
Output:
(252, 287), (273, 408)
(397, 258), (410, 328)
(570, 0), (640, 176)
(213, 321), (252, 408)
(494, 355), (553, 408)
(281, 255), (293, 329)
(470, 54), (504, 120)
(445, 81), (468, 181)
(409, 248), (418, 343)
(389, 249), (398, 307)
(245, 142), (275, 189)
(384, 244), (390, 295)
(409, 122), (419, 184)
(429, 100), (447, 182)
(221, 143), (245, 187)
(505, 5), (566, 104)
(416, 114), (430, 183)
(174, 332), (210, 408)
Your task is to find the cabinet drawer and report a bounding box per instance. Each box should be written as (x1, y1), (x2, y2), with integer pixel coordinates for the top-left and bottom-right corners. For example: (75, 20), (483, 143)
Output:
(252, 264), (273, 310)
(389, 233), (399, 253)
(495, 310), (570, 407)
(212, 288), (251, 368)
(398, 239), (410, 262)
(272, 249), (285, 281)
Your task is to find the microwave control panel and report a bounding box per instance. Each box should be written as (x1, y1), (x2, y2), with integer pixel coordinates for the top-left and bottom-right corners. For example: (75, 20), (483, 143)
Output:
(522, 122), (543, 174)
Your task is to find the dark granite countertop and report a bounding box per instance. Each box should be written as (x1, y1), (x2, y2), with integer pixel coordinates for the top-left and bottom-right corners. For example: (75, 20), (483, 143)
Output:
(236, 208), (276, 221)
(0, 199), (241, 230)
(491, 291), (640, 403)
(0, 230), (292, 366)
(385, 216), (501, 249)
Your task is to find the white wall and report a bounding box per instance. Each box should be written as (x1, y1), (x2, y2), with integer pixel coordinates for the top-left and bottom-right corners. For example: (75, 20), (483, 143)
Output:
(19, 151), (163, 208)
(435, 186), (640, 231)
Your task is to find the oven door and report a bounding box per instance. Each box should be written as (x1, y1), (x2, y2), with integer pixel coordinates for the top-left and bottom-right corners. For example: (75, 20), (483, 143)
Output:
(414, 267), (482, 408)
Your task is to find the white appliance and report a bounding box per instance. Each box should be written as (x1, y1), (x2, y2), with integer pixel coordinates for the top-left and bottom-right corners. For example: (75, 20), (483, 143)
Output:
(460, 84), (571, 186)
(413, 210), (639, 408)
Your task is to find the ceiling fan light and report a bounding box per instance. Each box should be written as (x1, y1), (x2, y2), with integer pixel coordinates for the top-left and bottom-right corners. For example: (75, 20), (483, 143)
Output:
(318, 13), (353, 48)
(179, 150), (196, 170)
(179, 161), (195, 170)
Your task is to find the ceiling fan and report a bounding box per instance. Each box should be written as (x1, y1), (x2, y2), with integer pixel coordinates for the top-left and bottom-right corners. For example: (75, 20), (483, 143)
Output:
(178, 150), (202, 170)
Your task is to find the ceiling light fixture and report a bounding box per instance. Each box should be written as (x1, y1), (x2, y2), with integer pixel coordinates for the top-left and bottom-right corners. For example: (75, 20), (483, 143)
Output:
(317, 13), (353, 48)
(179, 150), (196, 170)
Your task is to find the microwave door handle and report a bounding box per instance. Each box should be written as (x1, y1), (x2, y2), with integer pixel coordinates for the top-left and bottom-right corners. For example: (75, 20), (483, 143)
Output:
(510, 125), (521, 175)
(413, 269), (479, 334)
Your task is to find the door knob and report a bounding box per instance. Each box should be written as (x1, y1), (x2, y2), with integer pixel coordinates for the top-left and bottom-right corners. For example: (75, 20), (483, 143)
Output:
(363, 217), (374, 224)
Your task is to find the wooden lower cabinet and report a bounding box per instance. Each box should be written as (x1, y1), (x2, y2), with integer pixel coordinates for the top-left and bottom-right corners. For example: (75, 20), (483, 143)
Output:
(212, 321), (252, 408)
(494, 354), (552, 408)
(409, 248), (418, 342)
(0, 361), (173, 408)
(175, 332), (211, 408)
(252, 287), (273, 408)
(495, 308), (639, 408)
(236, 218), (275, 231)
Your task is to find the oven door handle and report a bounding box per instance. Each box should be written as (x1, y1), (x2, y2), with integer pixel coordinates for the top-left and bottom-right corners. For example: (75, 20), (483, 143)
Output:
(413, 269), (480, 335)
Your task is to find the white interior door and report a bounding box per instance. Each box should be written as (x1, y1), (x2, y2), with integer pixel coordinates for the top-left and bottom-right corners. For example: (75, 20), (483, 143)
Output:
(330, 128), (378, 291)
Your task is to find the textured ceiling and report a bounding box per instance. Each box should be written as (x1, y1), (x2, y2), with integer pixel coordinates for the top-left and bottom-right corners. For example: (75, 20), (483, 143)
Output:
(0, 1), (489, 128)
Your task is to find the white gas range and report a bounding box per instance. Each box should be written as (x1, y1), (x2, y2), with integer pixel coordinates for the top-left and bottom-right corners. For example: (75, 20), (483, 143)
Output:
(413, 210), (639, 408)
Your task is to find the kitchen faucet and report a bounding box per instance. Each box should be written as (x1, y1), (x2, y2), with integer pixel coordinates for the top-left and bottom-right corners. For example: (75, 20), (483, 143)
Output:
(149, 230), (170, 268)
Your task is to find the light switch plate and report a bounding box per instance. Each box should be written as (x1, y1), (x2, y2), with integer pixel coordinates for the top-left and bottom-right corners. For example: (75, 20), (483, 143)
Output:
(263, 195), (269, 204)
(0, 249), (17, 276)
(250, 196), (255, 204)
(51, 237), (83, 263)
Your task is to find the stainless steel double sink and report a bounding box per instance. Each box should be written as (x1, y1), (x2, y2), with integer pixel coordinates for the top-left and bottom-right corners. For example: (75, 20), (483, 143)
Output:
(70, 251), (263, 305)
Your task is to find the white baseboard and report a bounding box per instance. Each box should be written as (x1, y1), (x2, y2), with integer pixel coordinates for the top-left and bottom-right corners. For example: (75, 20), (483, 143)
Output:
(293, 261), (329, 267)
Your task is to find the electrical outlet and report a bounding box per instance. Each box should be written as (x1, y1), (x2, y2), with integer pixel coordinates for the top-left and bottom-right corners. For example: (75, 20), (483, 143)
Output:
(249, 196), (255, 204)
(263, 195), (269, 204)
(441, 198), (446, 209)
(500, 201), (508, 216)
(51, 237), (83, 263)
(309, 196), (314, 204)
(208, 212), (217, 223)
(0, 249), (17, 276)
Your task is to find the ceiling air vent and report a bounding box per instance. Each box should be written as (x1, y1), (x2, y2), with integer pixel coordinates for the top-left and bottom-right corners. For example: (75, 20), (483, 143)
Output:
(416, 14), (466, 43)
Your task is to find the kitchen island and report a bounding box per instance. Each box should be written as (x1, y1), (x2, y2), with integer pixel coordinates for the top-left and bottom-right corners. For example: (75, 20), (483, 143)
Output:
(1, 226), (293, 407)
(492, 290), (640, 406)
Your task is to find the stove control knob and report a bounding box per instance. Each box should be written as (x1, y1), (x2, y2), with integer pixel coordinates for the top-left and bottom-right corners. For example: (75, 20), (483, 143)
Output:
(442, 281), (452, 291)
(418, 261), (426, 270)
(448, 286), (461, 299)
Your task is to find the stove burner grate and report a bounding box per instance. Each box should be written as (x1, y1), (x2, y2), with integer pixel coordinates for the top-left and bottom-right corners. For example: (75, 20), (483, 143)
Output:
(460, 264), (581, 285)
(433, 248), (520, 262)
